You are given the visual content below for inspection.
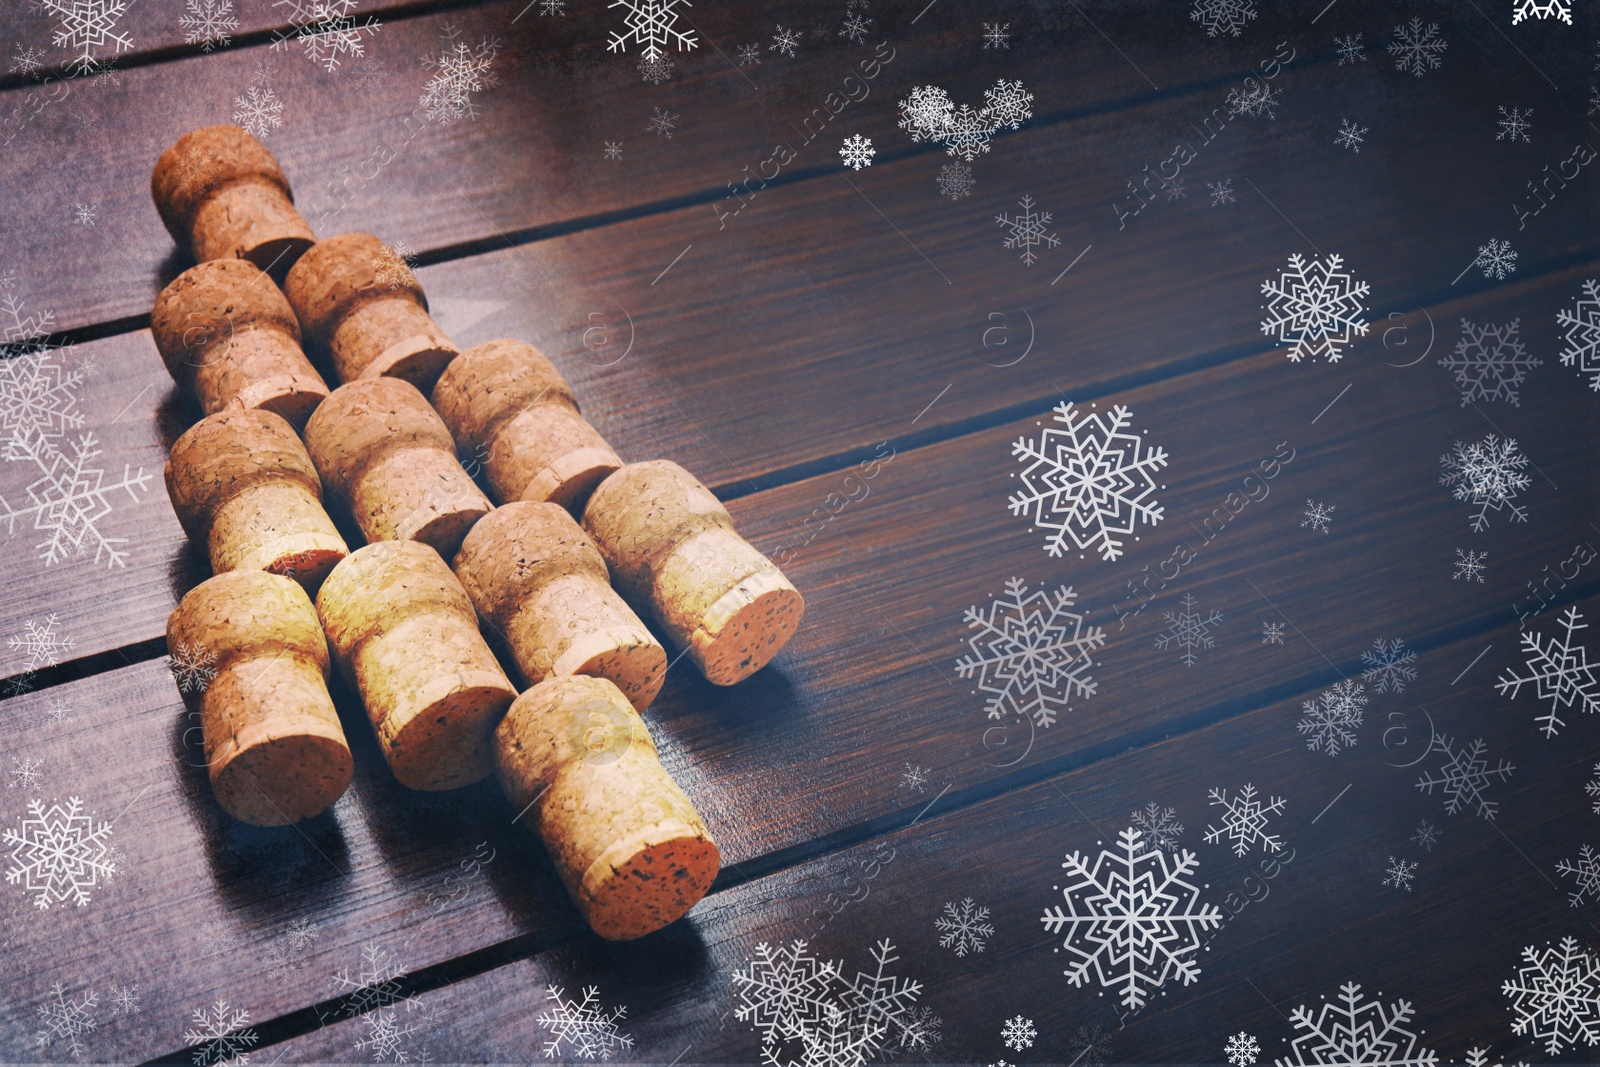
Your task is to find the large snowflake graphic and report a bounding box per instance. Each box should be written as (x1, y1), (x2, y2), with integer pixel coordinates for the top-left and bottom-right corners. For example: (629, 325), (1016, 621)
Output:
(1513, 0), (1572, 22)
(181, 0), (239, 51)
(183, 1000), (258, 1066)
(955, 577), (1104, 728)
(536, 985), (632, 1060)
(1503, 937), (1600, 1054)
(994, 195), (1060, 266)
(1297, 679), (1367, 756)
(1416, 734), (1513, 820)
(270, 0), (381, 72)
(5, 796), (117, 909)
(1008, 401), (1168, 561)
(1040, 827), (1223, 1010)
(935, 897), (994, 957)
(1273, 981), (1437, 1067)
(1438, 434), (1530, 533)
(1, 429), (154, 568)
(1156, 593), (1223, 667)
(732, 939), (840, 1045)
(1496, 607), (1600, 738)
(1204, 783), (1285, 857)
(1360, 638), (1418, 694)
(897, 80), (1033, 161)
(1259, 253), (1371, 362)
(1557, 279), (1600, 390)
(1226, 1032), (1260, 1067)
(39, 0), (134, 74)
(1191, 0), (1256, 38)
(36, 981), (99, 1059)
(1557, 845), (1600, 908)
(1439, 319), (1539, 406)
(1387, 18), (1447, 78)
(1, 335), (82, 453)
(231, 85), (283, 138)
(9, 614), (74, 671)
(1130, 801), (1184, 854)
(420, 25), (499, 124)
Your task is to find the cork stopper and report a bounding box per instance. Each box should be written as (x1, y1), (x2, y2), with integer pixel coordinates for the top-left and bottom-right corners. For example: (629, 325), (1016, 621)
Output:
(493, 675), (719, 940)
(283, 232), (459, 390)
(150, 124), (316, 273)
(453, 502), (666, 711)
(151, 258), (331, 428)
(317, 540), (518, 790)
(166, 408), (349, 591)
(431, 339), (623, 513)
(303, 377), (492, 560)
(584, 461), (803, 685)
(167, 570), (353, 825)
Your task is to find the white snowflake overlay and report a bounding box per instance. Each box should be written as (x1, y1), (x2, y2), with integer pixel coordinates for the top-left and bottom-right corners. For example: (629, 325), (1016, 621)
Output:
(1411, 820), (1440, 852)
(1226, 1032), (1260, 1067)
(232, 85), (283, 139)
(935, 898), (994, 957)
(1360, 638), (1417, 694)
(1156, 593), (1224, 667)
(1008, 401), (1168, 561)
(900, 763), (928, 794)
(1496, 607), (1600, 738)
(1335, 34), (1365, 64)
(1387, 18), (1447, 78)
(1068, 1023), (1113, 1067)
(1298, 678), (1367, 756)
(36, 982), (98, 1059)
(1204, 783), (1285, 857)
(183, 1000), (258, 1066)
(897, 80), (1034, 162)
(537, 985), (633, 1059)
(263, 917), (320, 979)
(5, 796), (117, 908)
(10, 614), (74, 671)
(1453, 548), (1487, 583)
(111, 983), (140, 1015)
(181, 0), (239, 51)
(1416, 735), (1513, 820)
(420, 25), (500, 124)
(983, 22), (1010, 48)
(1503, 937), (1600, 1054)
(955, 577), (1104, 729)
(1260, 253), (1371, 363)
(637, 52), (672, 83)
(1439, 434), (1531, 533)
(10, 756), (44, 790)
(39, 0), (134, 74)
(1262, 621), (1285, 645)
(1557, 279), (1600, 390)
(270, 0), (380, 72)
(169, 641), (218, 694)
(937, 162), (975, 201)
(1001, 1015), (1035, 1050)
(1301, 500), (1335, 534)
(1191, 0), (1256, 38)
(1476, 238), (1519, 280)
(840, 134), (875, 171)
(1439, 319), (1539, 407)
(1513, 0), (1572, 22)
(1273, 982), (1437, 1067)
(1130, 801), (1184, 854)
(994, 195), (1060, 266)
(1041, 827), (1222, 1010)
(1334, 119), (1366, 152)
(1210, 179), (1236, 206)
(648, 107), (677, 138)
(1383, 856), (1417, 892)
(1497, 106), (1533, 144)
(770, 25), (802, 57)
(1557, 845), (1600, 907)
(1226, 81), (1282, 120)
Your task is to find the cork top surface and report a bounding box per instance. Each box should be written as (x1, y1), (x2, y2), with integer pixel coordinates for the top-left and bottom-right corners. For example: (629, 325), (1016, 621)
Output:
(150, 258), (303, 376)
(165, 407), (324, 541)
(453, 501), (607, 621)
(302, 377), (458, 496)
(431, 339), (579, 449)
(150, 124), (293, 236)
(283, 232), (427, 340)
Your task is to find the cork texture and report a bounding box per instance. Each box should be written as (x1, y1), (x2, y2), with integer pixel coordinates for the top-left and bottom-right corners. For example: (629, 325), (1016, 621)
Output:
(453, 502), (666, 711)
(303, 378), (492, 560)
(283, 232), (458, 390)
(150, 124), (315, 271)
(317, 540), (517, 791)
(151, 258), (330, 427)
(431, 339), (622, 512)
(165, 408), (348, 591)
(492, 675), (719, 940)
(583, 461), (804, 685)
(167, 570), (352, 825)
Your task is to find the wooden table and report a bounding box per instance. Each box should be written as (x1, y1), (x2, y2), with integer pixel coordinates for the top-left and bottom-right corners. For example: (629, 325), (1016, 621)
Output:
(1, 0), (1596, 1061)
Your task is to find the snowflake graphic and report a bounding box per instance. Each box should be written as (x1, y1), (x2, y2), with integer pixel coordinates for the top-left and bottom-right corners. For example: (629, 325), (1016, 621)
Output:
(1130, 801), (1184, 854)
(1204, 784), (1285, 856)
(5, 796), (117, 908)
(1260, 253), (1370, 362)
(647, 106), (678, 138)
(44, 694), (71, 725)
(1225, 81), (1282, 120)
(1439, 434), (1530, 533)
(897, 80), (1033, 161)
(348, 56), (389, 86)
(1388, 18), (1446, 78)
(995, 195), (1060, 265)
(2, 425), (153, 569)
(1191, 0), (1256, 37)
(1041, 827), (1222, 1010)
(10, 756), (44, 790)
(1008, 401), (1168, 561)
(893, 1005), (943, 1056)
(332, 943), (410, 1017)
(0, 338), (82, 450)
(1156, 593), (1224, 667)
(1334, 119), (1366, 152)
(983, 22), (1010, 48)
(736, 42), (760, 65)
(937, 162), (975, 201)
(1411, 820), (1439, 852)
(1496, 607), (1599, 738)
(1209, 179), (1236, 206)
(540, 0), (565, 14)
(354, 1007), (421, 1063)
(1360, 638), (1418, 694)
(10, 44), (48, 75)
(840, 13), (872, 42)
(536, 986), (632, 1059)
(263, 917), (321, 979)
(181, 0), (238, 51)
(954, 577), (1103, 728)
(603, 141), (623, 160)
(1557, 845), (1600, 907)
(36, 982), (98, 1059)
(1274, 981), (1437, 1067)
(167, 641), (218, 695)
(1416, 735), (1513, 820)
(39, 0), (133, 74)
(373, 241), (417, 292)
(10, 614), (74, 671)
(1513, 0), (1572, 22)
(183, 1000), (258, 1066)
(420, 26), (499, 124)
(606, 0), (697, 59)
(1298, 679), (1367, 756)
(1068, 1024), (1113, 1067)
(840, 134), (875, 170)
(1475, 239), (1519, 280)
(1557, 279), (1600, 390)
(1503, 937), (1600, 1054)
(1262, 621), (1285, 645)
(1161, 176), (1188, 201)
(732, 940), (840, 1045)
(232, 85), (283, 138)
(935, 897), (994, 957)
(637, 51), (673, 83)
(1439, 319), (1539, 407)
(1225, 1032), (1260, 1066)
(1301, 500), (1335, 534)
(770, 25), (802, 56)
(1496, 106), (1533, 143)
(72, 204), (96, 227)
(270, 0), (381, 73)
(111, 983), (140, 1015)
(1001, 1015), (1035, 1051)
(1382, 856), (1417, 892)
(900, 763), (929, 794)
(1335, 34), (1365, 64)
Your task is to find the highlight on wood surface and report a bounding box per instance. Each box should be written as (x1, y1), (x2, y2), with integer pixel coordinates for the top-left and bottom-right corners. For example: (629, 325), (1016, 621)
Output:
(164, 407), (349, 591)
(284, 231), (460, 390)
(302, 377), (492, 560)
(316, 540), (518, 791)
(584, 460), (804, 685)
(492, 674), (720, 940)
(454, 501), (666, 711)
(166, 570), (353, 826)
(431, 338), (623, 513)
(149, 124), (317, 273)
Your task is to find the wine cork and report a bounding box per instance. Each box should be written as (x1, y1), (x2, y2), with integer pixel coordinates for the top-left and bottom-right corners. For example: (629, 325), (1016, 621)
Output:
(283, 232), (458, 390)
(317, 540), (517, 790)
(166, 408), (349, 591)
(493, 675), (719, 940)
(431, 339), (623, 512)
(584, 461), (803, 685)
(150, 124), (317, 273)
(167, 570), (352, 826)
(303, 377), (492, 560)
(453, 502), (666, 711)
(151, 258), (330, 428)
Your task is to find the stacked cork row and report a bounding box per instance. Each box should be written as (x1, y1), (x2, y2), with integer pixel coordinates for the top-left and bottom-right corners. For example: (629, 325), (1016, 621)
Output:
(148, 125), (804, 940)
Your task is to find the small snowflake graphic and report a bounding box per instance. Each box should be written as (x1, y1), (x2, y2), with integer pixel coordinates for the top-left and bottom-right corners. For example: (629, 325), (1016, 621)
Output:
(607, 0), (697, 59)
(647, 106), (678, 138)
(1496, 607), (1599, 738)
(1041, 827), (1222, 1010)
(955, 577), (1104, 728)
(372, 241), (417, 292)
(232, 85), (283, 138)
(1416, 734), (1513, 820)
(1411, 820), (1440, 852)
(1209, 179), (1236, 206)
(1008, 401), (1168, 561)
(5, 796), (117, 908)
(840, 13), (872, 42)
(1260, 253), (1370, 363)
(183, 1000), (258, 1066)
(354, 1007), (421, 1063)
(44, 694), (71, 726)
(168, 641), (218, 694)
(1161, 176), (1188, 201)
(1301, 500), (1335, 534)
(270, 0), (381, 73)
(1388, 18), (1447, 78)
(10, 615), (74, 671)
(1475, 239), (1519, 280)
(72, 203), (97, 226)
(1262, 621), (1286, 645)
(420, 25), (499, 124)
(1557, 279), (1600, 390)
(983, 22), (1010, 48)
(39, 0), (134, 74)
(1068, 1023), (1113, 1067)
(1557, 845), (1600, 907)
(1496, 106), (1533, 143)
(1274, 981), (1437, 1067)
(332, 942), (410, 1017)
(1502, 937), (1600, 1054)
(9, 757), (43, 790)
(770, 25), (802, 56)
(937, 162), (975, 201)
(36, 982), (98, 1059)
(736, 42), (760, 65)
(995, 195), (1060, 266)
(1192, 0), (1257, 38)
(898, 81), (1033, 161)
(1334, 119), (1367, 152)
(1361, 638), (1418, 694)
(111, 983), (140, 1015)
(603, 141), (623, 160)
(1156, 593), (1224, 667)
(0, 428), (155, 568)
(1589, 762), (1600, 813)
(1001, 1015), (1036, 1051)
(840, 134), (875, 170)
(263, 917), (321, 979)
(1204, 783), (1285, 856)
(1335, 34), (1365, 64)
(1130, 800), (1184, 853)
(181, 0), (238, 51)
(348, 56), (389, 86)
(1298, 679), (1367, 756)
(900, 763), (929, 794)
(935, 897), (994, 957)
(1225, 81), (1282, 120)
(10, 44), (48, 75)
(540, 0), (565, 14)
(897, 1005), (943, 1055)
(1439, 319), (1539, 407)
(1439, 434), (1531, 533)
(1514, 0), (1572, 22)
(1226, 1032), (1260, 1067)
(1383, 856), (1417, 892)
